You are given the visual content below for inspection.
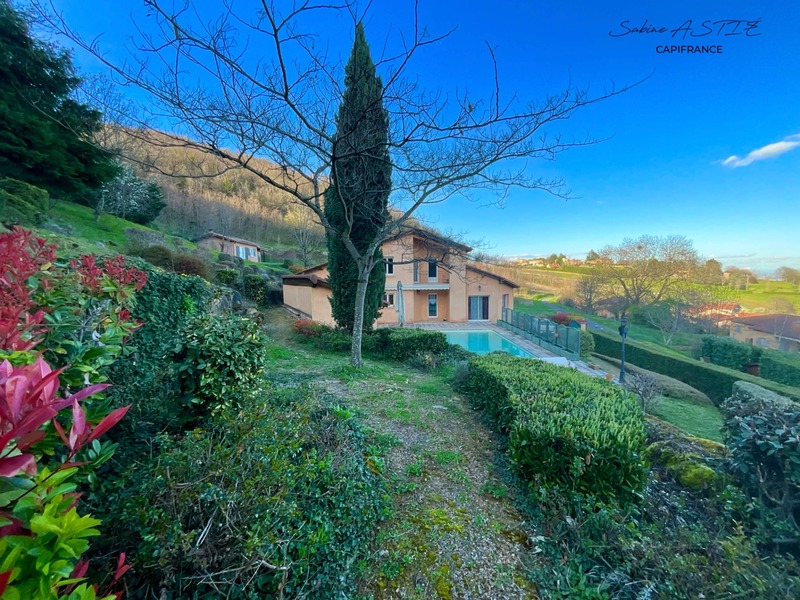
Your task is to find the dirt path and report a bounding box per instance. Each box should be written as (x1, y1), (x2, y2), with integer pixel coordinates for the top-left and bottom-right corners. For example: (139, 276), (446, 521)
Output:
(263, 311), (539, 599)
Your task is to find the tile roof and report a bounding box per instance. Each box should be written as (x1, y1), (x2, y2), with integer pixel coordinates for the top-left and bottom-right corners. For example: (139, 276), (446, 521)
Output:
(729, 314), (800, 341)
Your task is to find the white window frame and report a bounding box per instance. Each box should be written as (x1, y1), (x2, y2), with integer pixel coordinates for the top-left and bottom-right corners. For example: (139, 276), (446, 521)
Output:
(385, 257), (394, 276)
(235, 245), (247, 259)
(428, 293), (438, 318)
(383, 293), (395, 307)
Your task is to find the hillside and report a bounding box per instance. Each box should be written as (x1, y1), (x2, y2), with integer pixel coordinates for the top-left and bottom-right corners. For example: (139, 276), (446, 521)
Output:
(111, 127), (325, 256)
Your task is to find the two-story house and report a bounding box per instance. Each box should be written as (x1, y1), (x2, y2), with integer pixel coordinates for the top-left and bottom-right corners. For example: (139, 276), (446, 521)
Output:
(282, 229), (518, 326)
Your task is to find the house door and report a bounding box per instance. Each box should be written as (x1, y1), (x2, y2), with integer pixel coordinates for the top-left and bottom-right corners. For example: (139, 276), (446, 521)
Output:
(468, 296), (490, 320)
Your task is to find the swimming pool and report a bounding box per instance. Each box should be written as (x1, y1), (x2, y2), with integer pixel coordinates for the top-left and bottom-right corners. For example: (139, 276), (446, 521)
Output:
(444, 330), (532, 358)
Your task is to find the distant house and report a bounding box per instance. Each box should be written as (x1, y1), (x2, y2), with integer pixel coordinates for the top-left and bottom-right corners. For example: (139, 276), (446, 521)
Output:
(282, 229), (518, 325)
(728, 314), (800, 352)
(195, 231), (263, 262)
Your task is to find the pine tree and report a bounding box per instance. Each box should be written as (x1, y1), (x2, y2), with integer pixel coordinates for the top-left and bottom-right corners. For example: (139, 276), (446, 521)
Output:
(324, 23), (391, 333)
(0, 0), (116, 200)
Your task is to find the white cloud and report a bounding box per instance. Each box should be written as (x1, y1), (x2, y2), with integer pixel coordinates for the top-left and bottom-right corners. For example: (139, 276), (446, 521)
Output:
(722, 133), (800, 168)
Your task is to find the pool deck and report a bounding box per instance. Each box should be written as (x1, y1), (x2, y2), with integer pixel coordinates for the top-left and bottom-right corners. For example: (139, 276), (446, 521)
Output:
(392, 321), (609, 380)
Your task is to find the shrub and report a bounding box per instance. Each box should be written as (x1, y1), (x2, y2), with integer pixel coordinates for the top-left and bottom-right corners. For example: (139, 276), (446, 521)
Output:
(589, 330), (800, 404)
(242, 274), (271, 306)
(761, 350), (800, 387)
(722, 382), (800, 540)
(171, 314), (269, 413)
(551, 311), (572, 326)
(125, 388), (389, 598)
(215, 266), (239, 286)
(0, 177), (49, 225)
(579, 329), (595, 358)
(319, 329), (352, 353)
(700, 335), (761, 371)
(465, 353), (647, 502)
(0, 229), (135, 598)
(384, 328), (449, 361)
(294, 319), (330, 337)
(171, 253), (210, 279)
(624, 371), (664, 413)
(135, 244), (174, 269)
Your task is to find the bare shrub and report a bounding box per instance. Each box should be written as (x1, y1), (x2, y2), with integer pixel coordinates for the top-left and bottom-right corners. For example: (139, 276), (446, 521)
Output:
(625, 372), (664, 413)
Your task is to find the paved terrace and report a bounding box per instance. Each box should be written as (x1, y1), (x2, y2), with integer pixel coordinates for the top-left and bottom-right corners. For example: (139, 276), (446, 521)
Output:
(386, 321), (610, 380)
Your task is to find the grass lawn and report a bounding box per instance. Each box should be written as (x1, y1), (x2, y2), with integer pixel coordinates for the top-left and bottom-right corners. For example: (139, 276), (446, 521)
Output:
(737, 282), (800, 313)
(650, 397), (724, 442)
(47, 201), (157, 248)
(260, 308), (539, 597)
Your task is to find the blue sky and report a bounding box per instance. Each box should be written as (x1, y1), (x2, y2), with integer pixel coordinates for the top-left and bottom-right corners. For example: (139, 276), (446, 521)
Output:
(48, 0), (800, 272)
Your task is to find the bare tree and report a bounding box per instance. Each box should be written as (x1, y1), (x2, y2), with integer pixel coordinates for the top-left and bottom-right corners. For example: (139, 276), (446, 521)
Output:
(595, 235), (699, 307)
(574, 273), (605, 313)
(31, 0), (638, 366)
(285, 207), (324, 267)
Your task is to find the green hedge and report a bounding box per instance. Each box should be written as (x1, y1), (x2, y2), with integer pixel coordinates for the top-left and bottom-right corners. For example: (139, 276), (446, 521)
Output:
(383, 328), (449, 361)
(122, 388), (389, 598)
(465, 353), (646, 502)
(590, 330), (800, 405)
(700, 335), (761, 371)
(761, 350), (800, 387)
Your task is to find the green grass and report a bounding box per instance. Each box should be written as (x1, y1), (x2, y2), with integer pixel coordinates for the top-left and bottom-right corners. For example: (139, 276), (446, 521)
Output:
(737, 282), (800, 313)
(650, 397), (724, 442)
(47, 201), (155, 247)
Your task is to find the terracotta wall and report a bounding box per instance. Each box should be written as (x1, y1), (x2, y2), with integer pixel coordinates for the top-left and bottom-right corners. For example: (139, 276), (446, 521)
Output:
(465, 271), (515, 321)
(197, 237), (260, 262)
(283, 284), (314, 318)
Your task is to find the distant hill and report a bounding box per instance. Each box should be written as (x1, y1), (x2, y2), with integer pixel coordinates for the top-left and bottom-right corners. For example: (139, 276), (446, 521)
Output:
(110, 128), (323, 250)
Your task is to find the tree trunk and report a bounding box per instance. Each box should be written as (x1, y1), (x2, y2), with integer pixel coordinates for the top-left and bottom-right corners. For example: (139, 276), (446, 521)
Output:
(350, 268), (371, 367)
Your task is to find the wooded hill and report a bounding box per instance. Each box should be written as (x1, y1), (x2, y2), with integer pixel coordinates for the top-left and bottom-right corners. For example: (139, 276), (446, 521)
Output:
(113, 128), (323, 250)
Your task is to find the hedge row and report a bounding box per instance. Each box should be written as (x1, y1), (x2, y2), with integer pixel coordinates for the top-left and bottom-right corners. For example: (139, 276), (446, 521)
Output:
(590, 330), (800, 404)
(700, 336), (761, 371)
(761, 351), (800, 387)
(701, 335), (800, 388)
(465, 353), (647, 502)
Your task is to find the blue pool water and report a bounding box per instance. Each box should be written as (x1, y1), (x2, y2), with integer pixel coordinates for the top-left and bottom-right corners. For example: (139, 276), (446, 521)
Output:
(444, 330), (532, 357)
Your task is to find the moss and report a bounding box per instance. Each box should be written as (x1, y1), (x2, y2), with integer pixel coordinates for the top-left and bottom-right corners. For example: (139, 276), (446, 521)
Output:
(645, 441), (722, 491)
(675, 462), (716, 489)
(685, 436), (727, 456)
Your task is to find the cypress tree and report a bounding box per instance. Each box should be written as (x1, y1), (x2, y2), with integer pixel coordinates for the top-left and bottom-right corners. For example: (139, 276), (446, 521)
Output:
(324, 23), (391, 332)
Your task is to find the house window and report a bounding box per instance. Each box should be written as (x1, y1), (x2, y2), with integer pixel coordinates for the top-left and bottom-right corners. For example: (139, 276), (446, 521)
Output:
(428, 259), (438, 281)
(428, 294), (438, 318)
(502, 294), (509, 309)
(385, 257), (394, 275)
(413, 261), (419, 283)
(383, 293), (395, 307)
(468, 296), (490, 320)
(235, 245), (248, 259)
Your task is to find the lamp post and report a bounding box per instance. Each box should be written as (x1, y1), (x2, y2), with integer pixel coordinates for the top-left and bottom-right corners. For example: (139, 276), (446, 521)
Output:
(618, 315), (629, 384)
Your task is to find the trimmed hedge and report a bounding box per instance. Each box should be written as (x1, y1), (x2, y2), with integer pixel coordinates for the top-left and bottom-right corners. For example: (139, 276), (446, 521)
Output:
(761, 351), (800, 388)
(382, 328), (449, 361)
(700, 335), (761, 371)
(590, 330), (800, 405)
(465, 353), (647, 502)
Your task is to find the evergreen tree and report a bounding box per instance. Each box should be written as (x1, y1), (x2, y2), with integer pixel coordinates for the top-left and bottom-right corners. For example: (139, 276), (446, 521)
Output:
(324, 23), (391, 332)
(0, 0), (116, 200)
